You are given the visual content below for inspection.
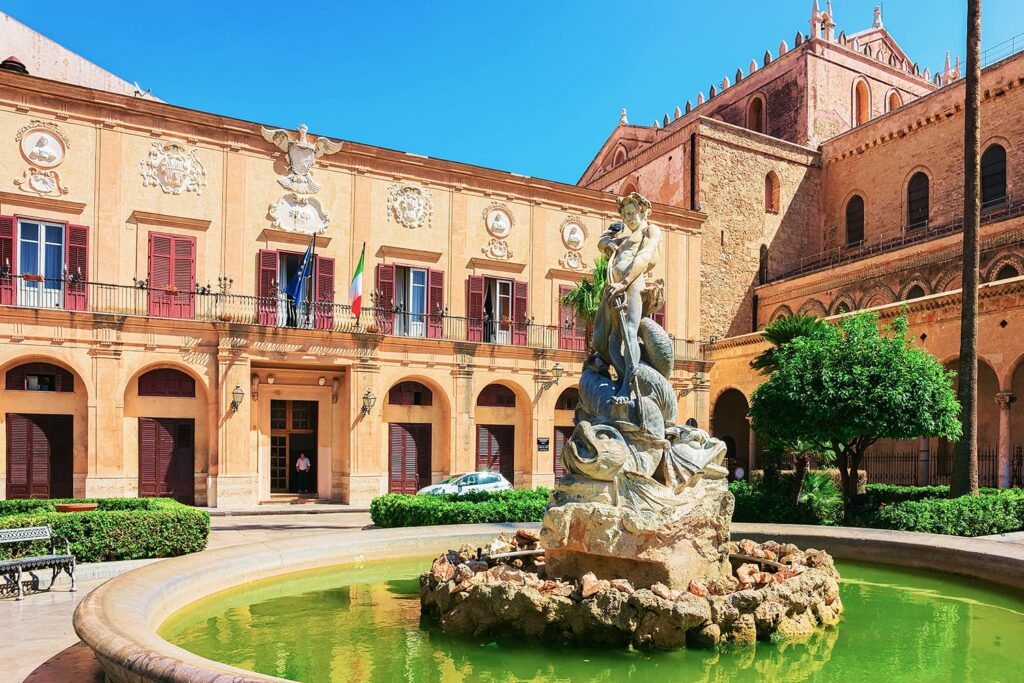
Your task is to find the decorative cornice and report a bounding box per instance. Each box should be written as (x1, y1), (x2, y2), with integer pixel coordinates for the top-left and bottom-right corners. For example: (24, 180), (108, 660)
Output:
(376, 245), (443, 263)
(257, 228), (331, 248)
(467, 257), (527, 274)
(0, 191), (85, 214)
(129, 210), (211, 231)
(545, 267), (587, 282)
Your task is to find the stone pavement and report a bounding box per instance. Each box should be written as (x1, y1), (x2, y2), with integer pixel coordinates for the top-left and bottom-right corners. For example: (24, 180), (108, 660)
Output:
(0, 510), (373, 682)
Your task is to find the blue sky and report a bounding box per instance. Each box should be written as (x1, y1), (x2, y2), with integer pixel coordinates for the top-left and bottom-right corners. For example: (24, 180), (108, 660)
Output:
(6, 1), (1023, 184)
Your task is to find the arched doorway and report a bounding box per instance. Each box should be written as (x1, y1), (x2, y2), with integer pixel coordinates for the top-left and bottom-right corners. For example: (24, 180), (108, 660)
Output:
(474, 383), (519, 484)
(1009, 359), (1024, 486)
(126, 366), (208, 505)
(553, 387), (580, 478)
(712, 389), (750, 474)
(384, 380), (435, 494)
(3, 360), (87, 499)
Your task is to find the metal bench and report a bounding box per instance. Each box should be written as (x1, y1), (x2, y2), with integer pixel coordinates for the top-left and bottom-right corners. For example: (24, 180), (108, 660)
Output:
(0, 526), (76, 600)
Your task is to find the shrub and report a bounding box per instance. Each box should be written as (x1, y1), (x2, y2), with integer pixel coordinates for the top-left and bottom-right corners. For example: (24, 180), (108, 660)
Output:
(370, 488), (549, 528)
(865, 484), (1001, 505)
(869, 489), (1024, 536)
(0, 497), (210, 563)
(730, 473), (842, 526)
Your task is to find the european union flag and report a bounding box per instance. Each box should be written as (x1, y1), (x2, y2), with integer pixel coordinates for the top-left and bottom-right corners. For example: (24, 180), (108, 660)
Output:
(284, 239), (315, 310)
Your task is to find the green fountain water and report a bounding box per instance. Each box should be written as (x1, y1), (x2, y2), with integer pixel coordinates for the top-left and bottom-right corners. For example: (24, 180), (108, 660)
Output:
(160, 556), (1024, 683)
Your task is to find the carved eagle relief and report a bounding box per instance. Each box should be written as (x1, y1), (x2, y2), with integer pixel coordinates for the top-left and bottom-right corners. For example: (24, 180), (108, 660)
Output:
(261, 123), (343, 194)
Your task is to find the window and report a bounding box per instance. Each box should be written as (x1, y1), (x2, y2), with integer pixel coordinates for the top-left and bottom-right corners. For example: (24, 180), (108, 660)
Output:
(907, 172), (930, 229)
(905, 284), (926, 300)
(389, 381), (433, 406)
(138, 368), (195, 397)
(764, 172), (780, 213)
(480, 474), (501, 485)
(5, 362), (74, 392)
(747, 96), (765, 133)
(981, 144), (1007, 208)
(394, 266), (428, 336)
(148, 233), (195, 320)
(887, 91), (902, 112)
(257, 249), (335, 330)
(555, 388), (580, 411)
(845, 195), (865, 246)
(854, 80), (870, 126)
(995, 264), (1019, 281)
(18, 220), (64, 308)
(467, 275), (527, 345)
(477, 384), (516, 407)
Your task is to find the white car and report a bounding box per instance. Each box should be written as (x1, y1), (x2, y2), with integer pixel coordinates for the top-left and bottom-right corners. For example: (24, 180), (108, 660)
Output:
(417, 472), (512, 495)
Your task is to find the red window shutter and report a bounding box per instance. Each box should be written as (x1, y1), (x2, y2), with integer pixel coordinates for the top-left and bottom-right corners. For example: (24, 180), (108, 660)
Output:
(0, 215), (16, 305)
(171, 236), (196, 319)
(476, 425), (490, 472)
(412, 423), (432, 489)
(467, 275), (485, 342)
(375, 264), (395, 334)
(314, 256), (335, 330)
(148, 234), (172, 317)
(138, 417), (158, 498)
(554, 426), (573, 478)
(653, 304), (666, 328)
(558, 284), (585, 351)
(257, 249), (278, 325)
(173, 420), (195, 505)
(427, 268), (444, 339)
(388, 423), (404, 493)
(512, 280), (528, 345)
(6, 414), (30, 497)
(47, 415), (73, 499)
(64, 224), (89, 311)
(28, 418), (50, 498)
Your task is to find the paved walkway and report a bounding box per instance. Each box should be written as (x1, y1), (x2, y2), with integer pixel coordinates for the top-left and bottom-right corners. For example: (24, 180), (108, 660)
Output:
(1, 511), (373, 682)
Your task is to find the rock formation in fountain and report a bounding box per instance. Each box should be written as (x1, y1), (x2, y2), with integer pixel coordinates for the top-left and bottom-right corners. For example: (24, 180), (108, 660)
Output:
(541, 192), (732, 590)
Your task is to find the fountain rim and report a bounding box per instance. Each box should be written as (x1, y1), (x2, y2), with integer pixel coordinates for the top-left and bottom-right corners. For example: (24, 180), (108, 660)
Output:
(73, 522), (1024, 683)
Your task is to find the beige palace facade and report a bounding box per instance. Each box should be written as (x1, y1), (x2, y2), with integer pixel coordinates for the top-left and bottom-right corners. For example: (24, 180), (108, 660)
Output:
(0, 69), (707, 507)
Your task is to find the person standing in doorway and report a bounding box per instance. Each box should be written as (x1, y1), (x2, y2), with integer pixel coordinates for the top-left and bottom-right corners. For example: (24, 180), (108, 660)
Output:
(295, 452), (312, 493)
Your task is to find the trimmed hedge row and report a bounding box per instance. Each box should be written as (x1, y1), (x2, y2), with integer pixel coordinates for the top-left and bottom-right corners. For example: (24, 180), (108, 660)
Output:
(864, 484), (1001, 505)
(870, 489), (1024, 536)
(370, 488), (549, 528)
(0, 497), (210, 563)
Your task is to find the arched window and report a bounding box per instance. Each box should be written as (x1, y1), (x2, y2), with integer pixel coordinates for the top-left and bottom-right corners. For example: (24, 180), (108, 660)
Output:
(477, 384), (516, 407)
(907, 172), (930, 229)
(388, 381), (433, 406)
(981, 144), (1007, 208)
(764, 171), (780, 213)
(5, 362), (74, 392)
(758, 245), (769, 284)
(612, 147), (627, 167)
(138, 368), (195, 397)
(620, 182), (638, 196)
(887, 90), (902, 112)
(555, 387), (580, 411)
(905, 284), (926, 300)
(747, 96), (765, 133)
(845, 195), (865, 246)
(995, 264), (1020, 281)
(854, 80), (871, 125)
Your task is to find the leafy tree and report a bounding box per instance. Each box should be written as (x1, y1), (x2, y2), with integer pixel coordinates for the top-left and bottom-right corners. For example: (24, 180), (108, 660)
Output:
(559, 255), (607, 340)
(750, 313), (829, 375)
(749, 312), (961, 520)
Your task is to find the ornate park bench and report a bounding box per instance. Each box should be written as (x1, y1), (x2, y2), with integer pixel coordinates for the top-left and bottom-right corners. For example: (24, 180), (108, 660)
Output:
(0, 526), (76, 600)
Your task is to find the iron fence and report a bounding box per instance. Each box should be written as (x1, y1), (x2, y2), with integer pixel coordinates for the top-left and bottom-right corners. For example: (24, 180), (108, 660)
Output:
(860, 450), (919, 486)
(929, 447), (1001, 488)
(0, 275), (707, 361)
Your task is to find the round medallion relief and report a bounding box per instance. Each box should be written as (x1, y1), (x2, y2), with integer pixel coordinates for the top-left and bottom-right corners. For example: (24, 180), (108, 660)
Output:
(20, 129), (65, 168)
(485, 207), (512, 238)
(561, 222), (586, 250)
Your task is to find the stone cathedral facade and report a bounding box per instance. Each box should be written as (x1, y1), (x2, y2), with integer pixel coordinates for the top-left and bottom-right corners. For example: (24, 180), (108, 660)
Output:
(0, 4), (1020, 507)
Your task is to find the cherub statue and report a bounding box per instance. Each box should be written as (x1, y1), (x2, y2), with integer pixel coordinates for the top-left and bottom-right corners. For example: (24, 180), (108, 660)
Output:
(261, 123), (343, 194)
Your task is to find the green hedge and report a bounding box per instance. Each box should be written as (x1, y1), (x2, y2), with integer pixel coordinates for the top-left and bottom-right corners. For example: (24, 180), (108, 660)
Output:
(370, 488), (549, 528)
(870, 489), (1024, 536)
(864, 484), (1001, 505)
(730, 474), (842, 526)
(0, 498), (210, 563)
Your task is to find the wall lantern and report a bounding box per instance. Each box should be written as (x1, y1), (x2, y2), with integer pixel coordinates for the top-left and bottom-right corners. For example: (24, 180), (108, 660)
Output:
(360, 389), (377, 416)
(541, 362), (564, 391)
(230, 384), (245, 412)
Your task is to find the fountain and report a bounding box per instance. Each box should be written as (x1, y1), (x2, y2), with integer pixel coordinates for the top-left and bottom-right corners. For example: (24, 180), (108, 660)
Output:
(420, 193), (843, 648)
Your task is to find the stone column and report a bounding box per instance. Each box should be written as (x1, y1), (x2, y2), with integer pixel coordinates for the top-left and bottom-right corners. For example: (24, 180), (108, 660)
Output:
(347, 355), (383, 505)
(451, 347), (477, 475)
(995, 392), (1016, 489)
(212, 352), (255, 508)
(917, 437), (931, 486)
(746, 415), (757, 473)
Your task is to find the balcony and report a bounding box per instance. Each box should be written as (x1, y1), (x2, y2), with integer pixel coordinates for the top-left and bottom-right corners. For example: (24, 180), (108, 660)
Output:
(0, 275), (706, 362)
(771, 194), (1024, 283)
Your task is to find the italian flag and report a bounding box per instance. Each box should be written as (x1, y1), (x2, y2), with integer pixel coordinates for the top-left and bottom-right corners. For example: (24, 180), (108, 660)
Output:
(350, 243), (365, 318)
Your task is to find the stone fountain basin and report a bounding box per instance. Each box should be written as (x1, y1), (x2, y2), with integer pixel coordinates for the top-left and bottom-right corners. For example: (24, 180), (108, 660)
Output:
(73, 523), (1024, 683)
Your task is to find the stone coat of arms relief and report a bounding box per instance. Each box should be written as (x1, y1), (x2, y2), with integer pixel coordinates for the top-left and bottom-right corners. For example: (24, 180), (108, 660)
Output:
(387, 184), (433, 230)
(140, 142), (207, 195)
(558, 217), (589, 271)
(13, 120), (71, 197)
(261, 124), (343, 195)
(268, 193), (331, 235)
(481, 202), (513, 260)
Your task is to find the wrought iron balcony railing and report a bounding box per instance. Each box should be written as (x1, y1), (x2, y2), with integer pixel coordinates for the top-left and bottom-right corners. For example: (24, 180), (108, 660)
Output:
(0, 275), (706, 362)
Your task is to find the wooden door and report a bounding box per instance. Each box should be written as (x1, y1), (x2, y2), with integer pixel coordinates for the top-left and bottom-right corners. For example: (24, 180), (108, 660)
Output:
(5, 413), (73, 499)
(553, 426), (573, 479)
(388, 423), (431, 494)
(138, 417), (195, 505)
(476, 424), (515, 483)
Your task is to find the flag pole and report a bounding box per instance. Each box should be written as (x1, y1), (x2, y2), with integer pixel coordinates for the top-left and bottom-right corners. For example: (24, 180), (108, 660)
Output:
(306, 232), (317, 328)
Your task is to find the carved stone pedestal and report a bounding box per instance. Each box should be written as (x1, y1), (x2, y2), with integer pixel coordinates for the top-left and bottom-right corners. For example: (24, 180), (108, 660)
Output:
(540, 481), (734, 590)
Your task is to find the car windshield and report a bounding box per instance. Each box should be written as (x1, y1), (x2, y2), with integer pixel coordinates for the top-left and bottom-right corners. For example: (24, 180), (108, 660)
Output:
(437, 475), (462, 485)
